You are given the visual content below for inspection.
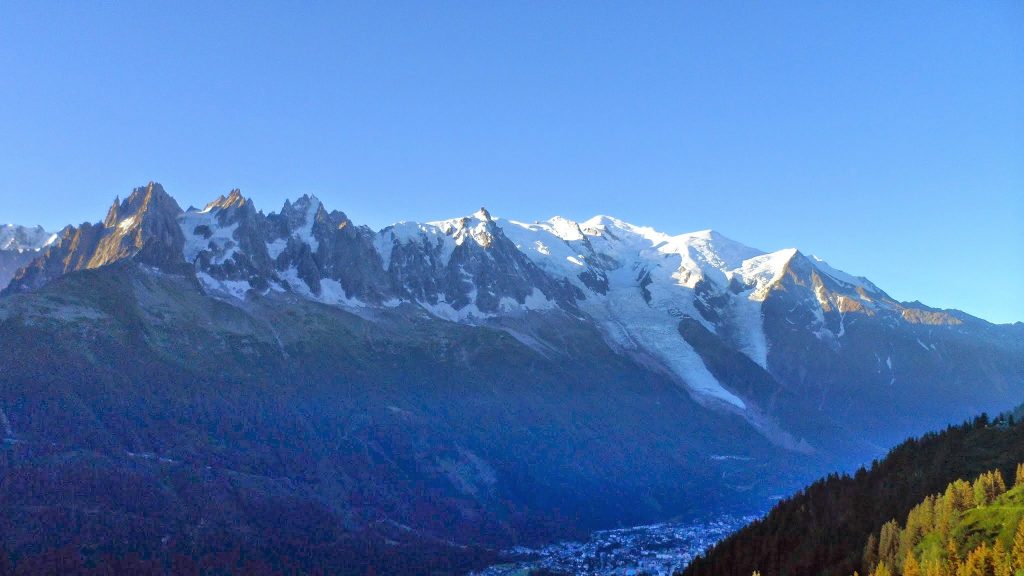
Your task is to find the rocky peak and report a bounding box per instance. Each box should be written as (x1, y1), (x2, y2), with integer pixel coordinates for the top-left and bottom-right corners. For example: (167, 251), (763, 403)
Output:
(89, 182), (185, 269)
(127, 182), (181, 217)
(103, 197), (122, 228)
(281, 194), (323, 224)
(204, 189), (250, 212)
(100, 182), (182, 230)
(473, 207), (492, 221)
(4, 182), (187, 293)
(205, 190), (260, 231)
(433, 209), (502, 250)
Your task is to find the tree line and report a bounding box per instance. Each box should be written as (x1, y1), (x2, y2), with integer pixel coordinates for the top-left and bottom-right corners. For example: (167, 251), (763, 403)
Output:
(682, 412), (1024, 576)
(859, 463), (1024, 576)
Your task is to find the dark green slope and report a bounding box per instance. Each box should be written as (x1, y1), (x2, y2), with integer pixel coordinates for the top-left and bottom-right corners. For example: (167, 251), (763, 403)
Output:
(682, 413), (1024, 576)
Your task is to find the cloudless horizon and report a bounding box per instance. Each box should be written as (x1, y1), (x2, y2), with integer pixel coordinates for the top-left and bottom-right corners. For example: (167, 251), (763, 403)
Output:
(1, 2), (1021, 323)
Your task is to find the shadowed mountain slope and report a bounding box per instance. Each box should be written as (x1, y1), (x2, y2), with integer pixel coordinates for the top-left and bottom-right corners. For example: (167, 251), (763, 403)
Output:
(1, 183), (1021, 572)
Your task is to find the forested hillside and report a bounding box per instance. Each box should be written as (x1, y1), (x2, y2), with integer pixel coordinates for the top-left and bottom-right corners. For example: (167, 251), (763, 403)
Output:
(682, 413), (1024, 576)
(859, 465), (1024, 576)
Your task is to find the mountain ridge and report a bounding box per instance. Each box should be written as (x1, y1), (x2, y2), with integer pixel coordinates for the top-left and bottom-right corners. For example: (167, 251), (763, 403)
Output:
(2, 183), (1004, 325)
(1, 182), (1021, 572)
(5, 182), (1022, 449)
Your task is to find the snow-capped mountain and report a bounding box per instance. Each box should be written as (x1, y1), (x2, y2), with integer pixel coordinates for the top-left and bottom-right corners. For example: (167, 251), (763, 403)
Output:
(0, 224), (56, 252)
(0, 224), (56, 289)
(5, 183), (1019, 443)
(1, 183), (1021, 568)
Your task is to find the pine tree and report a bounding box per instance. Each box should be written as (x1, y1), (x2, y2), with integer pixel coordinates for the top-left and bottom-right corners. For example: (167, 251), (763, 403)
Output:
(973, 473), (992, 506)
(875, 561), (893, 576)
(992, 540), (1011, 576)
(947, 538), (961, 576)
(921, 558), (945, 576)
(993, 469), (1007, 497)
(864, 533), (880, 573)
(938, 488), (956, 538)
(879, 520), (902, 569)
(946, 479), (975, 514)
(903, 496), (938, 559)
(904, 551), (922, 576)
(957, 542), (990, 576)
(1015, 463), (1024, 487)
(1013, 518), (1024, 572)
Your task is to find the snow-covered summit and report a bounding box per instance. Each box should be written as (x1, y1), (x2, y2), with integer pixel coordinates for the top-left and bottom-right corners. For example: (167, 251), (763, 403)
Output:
(429, 208), (499, 249)
(0, 225), (60, 292)
(0, 224), (57, 253)
(5, 183), (959, 419)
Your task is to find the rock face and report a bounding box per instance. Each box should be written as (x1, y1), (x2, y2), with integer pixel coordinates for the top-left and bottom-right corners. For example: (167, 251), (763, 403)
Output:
(7, 182), (1023, 447)
(8, 183), (185, 291)
(1, 183), (1022, 571)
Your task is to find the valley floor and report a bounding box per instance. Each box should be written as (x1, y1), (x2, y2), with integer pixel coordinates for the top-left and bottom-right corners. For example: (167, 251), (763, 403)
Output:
(473, 515), (759, 576)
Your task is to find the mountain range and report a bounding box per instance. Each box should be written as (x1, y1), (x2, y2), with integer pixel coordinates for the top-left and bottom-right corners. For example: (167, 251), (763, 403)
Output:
(1, 182), (1021, 572)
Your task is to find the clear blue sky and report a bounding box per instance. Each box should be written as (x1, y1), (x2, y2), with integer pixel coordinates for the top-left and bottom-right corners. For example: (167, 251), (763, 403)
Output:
(1, 2), (1021, 323)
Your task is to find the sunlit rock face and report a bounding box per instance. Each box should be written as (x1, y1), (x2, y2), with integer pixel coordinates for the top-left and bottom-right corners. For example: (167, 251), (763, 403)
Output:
(7, 183), (186, 291)
(8, 183), (1024, 446)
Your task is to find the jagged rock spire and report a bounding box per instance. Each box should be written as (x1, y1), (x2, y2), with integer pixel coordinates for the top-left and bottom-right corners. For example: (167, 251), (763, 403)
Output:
(103, 196), (121, 228)
(4, 182), (186, 293)
(204, 188), (250, 212)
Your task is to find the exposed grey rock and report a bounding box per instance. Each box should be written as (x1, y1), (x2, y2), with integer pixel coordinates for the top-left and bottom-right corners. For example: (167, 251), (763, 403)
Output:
(6, 182), (185, 292)
(6, 182), (1024, 460)
(1, 181), (1022, 570)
